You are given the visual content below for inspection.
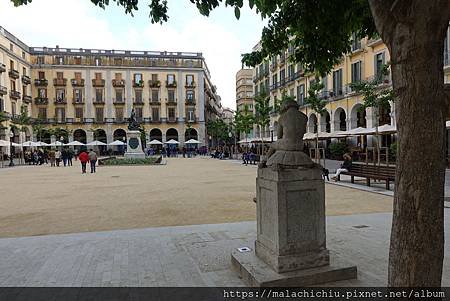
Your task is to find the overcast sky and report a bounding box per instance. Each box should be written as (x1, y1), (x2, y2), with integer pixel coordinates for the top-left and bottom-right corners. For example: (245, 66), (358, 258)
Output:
(0, 0), (266, 109)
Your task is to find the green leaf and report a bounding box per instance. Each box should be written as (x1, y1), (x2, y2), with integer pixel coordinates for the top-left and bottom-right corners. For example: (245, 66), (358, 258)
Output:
(234, 6), (240, 19)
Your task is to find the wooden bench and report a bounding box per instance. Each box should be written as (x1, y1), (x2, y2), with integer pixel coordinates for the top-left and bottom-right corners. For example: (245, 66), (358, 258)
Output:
(337, 163), (396, 190)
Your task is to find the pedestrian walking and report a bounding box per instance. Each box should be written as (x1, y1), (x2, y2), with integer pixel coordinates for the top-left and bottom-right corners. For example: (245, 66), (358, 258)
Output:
(48, 149), (56, 167)
(55, 150), (61, 167)
(88, 149), (98, 173)
(79, 149), (89, 174)
(67, 149), (73, 166)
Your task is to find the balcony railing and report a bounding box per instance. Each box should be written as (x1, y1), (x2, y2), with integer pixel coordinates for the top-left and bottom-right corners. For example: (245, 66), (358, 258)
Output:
(93, 98), (105, 104)
(133, 99), (144, 105)
(72, 98), (85, 104)
(8, 69), (19, 79)
(112, 79), (126, 87)
(167, 117), (177, 123)
(0, 85), (7, 95)
(113, 98), (125, 104)
(185, 81), (196, 88)
(166, 80), (177, 88)
(185, 99), (196, 105)
(150, 98), (161, 104)
(149, 80), (161, 88)
(0, 64), (5, 73)
(34, 79), (48, 86)
(133, 80), (144, 88)
(21, 75), (31, 85)
(71, 79), (85, 87)
(92, 79), (105, 87)
(22, 95), (32, 103)
(186, 117), (197, 123)
(54, 97), (67, 104)
(166, 98), (177, 104)
(9, 90), (21, 100)
(34, 97), (49, 105)
(151, 118), (161, 123)
(53, 78), (67, 86)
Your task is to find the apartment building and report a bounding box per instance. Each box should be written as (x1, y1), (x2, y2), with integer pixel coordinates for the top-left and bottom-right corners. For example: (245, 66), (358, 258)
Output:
(252, 30), (450, 148)
(235, 68), (255, 139)
(0, 26), (222, 147)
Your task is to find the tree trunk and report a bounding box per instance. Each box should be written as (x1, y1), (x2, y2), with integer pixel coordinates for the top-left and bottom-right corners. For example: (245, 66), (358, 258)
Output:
(370, 0), (449, 287)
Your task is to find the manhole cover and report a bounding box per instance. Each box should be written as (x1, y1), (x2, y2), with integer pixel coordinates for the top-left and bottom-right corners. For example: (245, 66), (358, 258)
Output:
(352, 225), (369, 229)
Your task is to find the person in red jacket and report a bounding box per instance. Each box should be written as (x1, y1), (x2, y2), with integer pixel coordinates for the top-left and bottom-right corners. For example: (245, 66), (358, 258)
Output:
(78, 150), (89, 174)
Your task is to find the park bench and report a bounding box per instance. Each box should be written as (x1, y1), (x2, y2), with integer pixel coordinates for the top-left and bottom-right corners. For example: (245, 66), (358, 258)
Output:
(337, 163), (396, 190)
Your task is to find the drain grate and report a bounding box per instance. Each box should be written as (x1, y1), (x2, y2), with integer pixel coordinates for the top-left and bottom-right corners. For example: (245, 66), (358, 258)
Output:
(352, 225), (369, 229)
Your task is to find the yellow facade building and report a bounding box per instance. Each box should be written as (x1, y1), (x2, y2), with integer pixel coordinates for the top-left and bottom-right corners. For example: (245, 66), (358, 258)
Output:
(0, 26), (222, 148)
(253, 32), (450, 149)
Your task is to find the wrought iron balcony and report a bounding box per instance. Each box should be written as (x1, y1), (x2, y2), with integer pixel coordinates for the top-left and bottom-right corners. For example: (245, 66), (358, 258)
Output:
(149, 80), (161, 88)
(151, 118), (161, 123)
(9, 90), (21, 100)
(133, 98), (144, 105)
(0, 64), (5, 73)
(54, 97), (67, 105)
(167, 117), (177, 123)
(22, 95), (32, 104)
(149, 98), (161, 105)
(93, 98), (105, 104)
(21, 75), (31, 85)
(72, 98), (85, 104)
(0, 85), (7, 95)
(112, 79), (125, 87)
(166, 98), (177, 105)
(185, 99), (196, 105)
(133, 80), (144, 88)
(185, 81), (196, 88)
(34, 97), (49, 105)
(166, 80), (177, 88)
(71, 79), (85, 87)
(53, 78), (67, 86)
(113, 98), (125, 105)
(92, 79), (105, 87)
(8, 69), (19, 79)
(34, 79), (48, 86)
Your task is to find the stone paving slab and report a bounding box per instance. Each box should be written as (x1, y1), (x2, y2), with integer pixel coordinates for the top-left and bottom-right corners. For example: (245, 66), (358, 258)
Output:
(0, 211), (449, 287)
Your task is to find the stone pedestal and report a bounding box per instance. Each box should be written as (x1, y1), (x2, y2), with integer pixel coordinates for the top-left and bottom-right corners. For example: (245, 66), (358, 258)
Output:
(124, 130), (145, 159)
(232, 164), (357, 286)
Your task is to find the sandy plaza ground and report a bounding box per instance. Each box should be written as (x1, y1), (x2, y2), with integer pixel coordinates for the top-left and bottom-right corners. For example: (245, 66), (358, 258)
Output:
(0, 157), (393, 238)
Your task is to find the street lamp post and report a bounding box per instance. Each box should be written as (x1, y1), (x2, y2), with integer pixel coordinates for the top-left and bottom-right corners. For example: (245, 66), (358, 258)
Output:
(228, 132), (232, 159)
(9, 131), (14, 167)
(270, 125), (274, 143)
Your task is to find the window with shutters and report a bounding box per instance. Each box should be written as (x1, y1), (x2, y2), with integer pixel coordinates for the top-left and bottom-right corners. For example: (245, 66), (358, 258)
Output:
(56, 89), (65, 102)
(95, 107), (103, 122)
(115, 108), (124, 122)
(297, 84), (305, 105)
(75, 108), (83, 119)
(115, 89), (123, 102)
(135, 90), (143, 103)
(168, 90), (175, 102)
(168, 107), (175, 119)
(38, 108), (47, 120)
(152, 108), (160, 121)
(332, 69), (343, 95)
(38, 88), (47, 98)
(95, 57), (101, 66)
(135, 107), (143, 121)
(351, 33), (361, 51)
(95, 73), (102, 80)
(186, 90), (195, 102)
(38, 71), (45, 79)
(55, 108), (65, 122)
(73, 89), (83, 103)
(151, 90), (159, 102)
(187, 108), (195, 122)
(351, 61), (362, 83)
(96, 89), (103, 102)
(375, 52), (385, 78)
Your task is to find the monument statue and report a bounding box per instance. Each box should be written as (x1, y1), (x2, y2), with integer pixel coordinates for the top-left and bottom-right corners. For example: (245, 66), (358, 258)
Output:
(128, 108), (140, 131)
(261, 100), (315, 169)
(125, 108), (145, 158)
(231, 99), (357, 286)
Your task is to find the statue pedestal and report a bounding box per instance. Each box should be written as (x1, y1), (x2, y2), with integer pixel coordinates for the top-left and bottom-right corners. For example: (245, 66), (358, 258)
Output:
(231, 165), (357, 286)
(124, 130), (145, 159)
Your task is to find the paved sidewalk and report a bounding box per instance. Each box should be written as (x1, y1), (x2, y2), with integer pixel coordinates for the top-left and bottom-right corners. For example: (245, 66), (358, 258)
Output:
(0, 211), (448, 287)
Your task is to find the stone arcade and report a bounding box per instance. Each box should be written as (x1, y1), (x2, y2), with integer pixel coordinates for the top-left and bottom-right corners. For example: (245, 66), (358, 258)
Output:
(231, 100), (357, 286)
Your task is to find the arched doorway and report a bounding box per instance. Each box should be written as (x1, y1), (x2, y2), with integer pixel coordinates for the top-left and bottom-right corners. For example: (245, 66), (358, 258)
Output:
(379, 106), (391, 126)
(73, 129), (87, 144)
(308, 113), (318, 133)
(350, 104), (367, 128)
(93, 129), (107, 154)
(166, 128), (178, 141)
(320, 111), (331, 133)
(94, 129), (107, 143)
(113, 129), (126, 142)
(185, 128), (198, 141)
(334, 108), (347, 131)
(150, 128), (163, 142)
